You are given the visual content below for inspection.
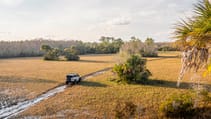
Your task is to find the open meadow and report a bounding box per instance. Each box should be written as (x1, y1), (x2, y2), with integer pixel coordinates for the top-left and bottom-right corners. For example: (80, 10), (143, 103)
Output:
(0, 55), (115, 110)
(0, 52), (207, 118)
(0, 0), (210, 118)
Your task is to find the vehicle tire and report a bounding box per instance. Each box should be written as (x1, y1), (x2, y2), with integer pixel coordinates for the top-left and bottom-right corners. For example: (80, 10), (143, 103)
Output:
(79, 78), (82, 82)
(66, 81), (69, 85)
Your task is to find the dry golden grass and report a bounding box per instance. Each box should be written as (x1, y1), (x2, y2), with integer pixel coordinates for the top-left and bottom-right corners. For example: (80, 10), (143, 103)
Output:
(16, 52), (211, 118)
(0, 54), (115, 100)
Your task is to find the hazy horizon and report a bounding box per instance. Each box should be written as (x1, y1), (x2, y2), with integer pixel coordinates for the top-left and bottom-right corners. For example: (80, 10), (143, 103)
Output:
(0, 0), (197, 42)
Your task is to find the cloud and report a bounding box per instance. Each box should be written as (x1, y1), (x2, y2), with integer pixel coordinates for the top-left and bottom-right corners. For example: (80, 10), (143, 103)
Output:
(0, 0), (197, 42)
(0, 31), (11, 35)
(137, 10), (157, 17)
(88, 16), (131, 31)
(0, 0), (24, 7)
(106, 17), (131, 25)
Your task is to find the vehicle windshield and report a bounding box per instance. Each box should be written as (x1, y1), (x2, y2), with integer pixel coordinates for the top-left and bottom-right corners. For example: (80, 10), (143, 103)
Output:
(66, 75), (73, 78)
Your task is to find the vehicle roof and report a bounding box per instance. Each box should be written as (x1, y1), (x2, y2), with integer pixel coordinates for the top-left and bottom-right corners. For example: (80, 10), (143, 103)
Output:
(66, 73), (79, 76)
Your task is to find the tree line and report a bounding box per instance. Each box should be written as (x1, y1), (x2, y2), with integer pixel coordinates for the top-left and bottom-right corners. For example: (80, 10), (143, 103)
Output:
(0, 37), (178, 58)
(0, 39), (80, 58)
(0, 37), (123, 58)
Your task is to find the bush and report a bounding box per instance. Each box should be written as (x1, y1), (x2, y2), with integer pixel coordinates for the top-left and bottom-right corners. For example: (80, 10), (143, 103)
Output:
(41, 45), (80, 61)
(114, 101), (137, 119)
(64, 47), (80, 61)
(43, 48), (60, 60)
(142, 51), (158, 57)
(119, 37), (158, 58)
(64, 52), (80, 61)
(159, 93), (194, 118)
(158, 46), (178, 51)
(113, 55), (151, 84)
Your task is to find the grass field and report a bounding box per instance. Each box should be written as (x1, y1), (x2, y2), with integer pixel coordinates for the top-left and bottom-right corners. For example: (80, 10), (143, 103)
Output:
(0, 52), (210, 118)
(0, 54), (115, 109)
(6, 52), (208, 118)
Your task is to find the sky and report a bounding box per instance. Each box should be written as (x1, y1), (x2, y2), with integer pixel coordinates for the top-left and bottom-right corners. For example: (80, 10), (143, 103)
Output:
(0, 0), (198, 42)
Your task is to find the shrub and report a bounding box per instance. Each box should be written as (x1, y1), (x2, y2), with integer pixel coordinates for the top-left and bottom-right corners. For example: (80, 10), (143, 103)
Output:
(199, 90), (211, 106)
(192, 89), (211, 118)
(64, 52), (80, 61)
(142, 51), (158, 57)
(119, 37), (158, 58)
(113, 55), (151, 84)
(142, 37), (158, 57)
(158, 46), (178, 51)
(159, 93), (194, 118)
(114, 101), (137, 119)
(43, 48), (61, 60)
(64, 47), (80, 61)
(41, 44), (80, 61)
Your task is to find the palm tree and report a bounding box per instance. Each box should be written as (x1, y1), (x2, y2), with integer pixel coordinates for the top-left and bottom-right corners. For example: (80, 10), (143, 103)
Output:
(174, 0), (211, 48)
(174, 0), (211, 86)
